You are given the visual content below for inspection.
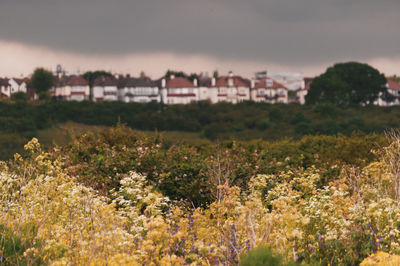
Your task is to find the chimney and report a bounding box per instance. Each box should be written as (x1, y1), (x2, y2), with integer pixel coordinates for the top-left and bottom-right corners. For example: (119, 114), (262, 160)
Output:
(211, 77), (216, 87)
(228, 71), (233, 77)
(193, 78), (198, 87)
(170, 74), (175, 80)
(161, 78), (166, 88)
(251, 79), (255, 88)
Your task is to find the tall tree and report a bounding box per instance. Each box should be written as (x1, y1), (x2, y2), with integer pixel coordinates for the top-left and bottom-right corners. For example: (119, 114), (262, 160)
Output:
(82, 70), (113, 87)
(306, 62), (386, 105)
(83, 71), (113, 101)
(31, 68), (53, 100)
(213, 69), (219, 79)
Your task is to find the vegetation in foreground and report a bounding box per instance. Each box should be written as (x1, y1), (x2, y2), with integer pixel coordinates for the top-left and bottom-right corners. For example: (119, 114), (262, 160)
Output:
(1, 125), (400, 264)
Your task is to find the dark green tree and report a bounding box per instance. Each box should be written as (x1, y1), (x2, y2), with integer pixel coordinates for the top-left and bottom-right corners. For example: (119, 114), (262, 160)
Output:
(31, 68), (53, 100)
(82, 70), (113, 87)
(165, 70), (199, 82)
(83, 71), (113, 101)
(213, 69), (219, 79)
(306, 62), (386, 105)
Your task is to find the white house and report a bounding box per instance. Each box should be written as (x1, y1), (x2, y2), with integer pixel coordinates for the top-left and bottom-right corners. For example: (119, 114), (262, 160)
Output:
(0, 78), (10, 97)
(251, 78), (288, 104)
(118, 76), (160, 103)
(265, 71), (304, 92)
(209, 72), (250, 104)
(198, 76), (213, 102)
(9, 78), (27, 95)
(51, 75), (67, 99)
(93, 76), (118, 102)
(67, 76), (90, 101)
(375, 79), (400, 106)
(296, 77), (313, 105)
(160, 75), (199, 104)
(51, 75), (90, 101)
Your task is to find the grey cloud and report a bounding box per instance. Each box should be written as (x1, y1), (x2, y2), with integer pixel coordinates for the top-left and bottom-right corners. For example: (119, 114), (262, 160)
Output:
(0, 0), (399, 66)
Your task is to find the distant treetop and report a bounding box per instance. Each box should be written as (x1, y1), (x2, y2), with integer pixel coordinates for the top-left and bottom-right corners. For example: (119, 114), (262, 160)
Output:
(305, 62), (387, 106)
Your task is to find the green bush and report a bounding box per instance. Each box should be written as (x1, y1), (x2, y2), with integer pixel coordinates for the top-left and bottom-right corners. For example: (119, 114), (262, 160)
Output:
(240, 246), (300, 266)
(0, 223), (43, 265)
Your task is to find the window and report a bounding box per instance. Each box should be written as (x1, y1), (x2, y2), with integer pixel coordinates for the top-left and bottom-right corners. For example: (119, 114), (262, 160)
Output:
(71, 86), (85, 92)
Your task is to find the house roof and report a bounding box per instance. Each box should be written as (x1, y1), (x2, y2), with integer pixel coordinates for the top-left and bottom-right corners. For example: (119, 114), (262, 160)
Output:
(387, 79), (400, 91)
(119, 76), (157, 88)
(215, 76), (250, 87)
(66, 75), (88, 86)
(254, 78), (287, 90)
(93, 76), (118, 87)
(199, 77), (211, 87)
(165, 77), (197, 88)
(12, 78), (25, 85)
(0, 78), (9, 86)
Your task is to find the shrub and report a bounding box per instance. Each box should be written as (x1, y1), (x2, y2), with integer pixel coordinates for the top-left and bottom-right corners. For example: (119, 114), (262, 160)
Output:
(240, 246), (299, 266)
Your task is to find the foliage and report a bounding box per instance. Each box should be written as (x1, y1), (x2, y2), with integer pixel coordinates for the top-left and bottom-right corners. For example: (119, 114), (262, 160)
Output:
(2, 131), (400, 264)
(82, 70), (112, 91)
(387, 75), (400, 83)
(51, 124), (386, 206)
(240, 246), (299, 266)
(31, 68), (53, 100)
(0, 101), (400, 157)
(165, 69), (199, 82)
(306, 62), (387, 105)
(10, 92), (29, 102)
(360, 252), (400, 265)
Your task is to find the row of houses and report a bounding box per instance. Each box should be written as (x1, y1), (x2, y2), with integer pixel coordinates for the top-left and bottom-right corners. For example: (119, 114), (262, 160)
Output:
(49, 71), (293, 104)
(2, 70), (400, 106)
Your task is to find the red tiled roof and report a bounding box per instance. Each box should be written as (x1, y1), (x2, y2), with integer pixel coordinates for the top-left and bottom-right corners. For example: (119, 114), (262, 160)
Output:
(387, 79), (400, 91)
(66, 75), (88, 86)
(216, 76), (250, 87)
(165, 77), (197, 89)
(254, 78), (287, 90)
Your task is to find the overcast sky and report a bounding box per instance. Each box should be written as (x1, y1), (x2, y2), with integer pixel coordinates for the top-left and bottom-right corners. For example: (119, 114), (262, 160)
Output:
(1, 0), (399, 78)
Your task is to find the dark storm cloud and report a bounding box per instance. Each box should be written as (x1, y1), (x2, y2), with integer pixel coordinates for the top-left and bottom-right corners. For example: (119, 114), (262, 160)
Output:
(0, 0), (399, 65)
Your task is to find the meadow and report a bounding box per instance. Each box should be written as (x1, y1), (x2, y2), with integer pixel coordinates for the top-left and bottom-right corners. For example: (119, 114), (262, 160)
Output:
(1, 101), (400, 264)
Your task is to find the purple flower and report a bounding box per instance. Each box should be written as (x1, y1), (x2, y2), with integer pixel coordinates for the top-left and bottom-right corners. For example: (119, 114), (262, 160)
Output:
(310, 247), (314, 252)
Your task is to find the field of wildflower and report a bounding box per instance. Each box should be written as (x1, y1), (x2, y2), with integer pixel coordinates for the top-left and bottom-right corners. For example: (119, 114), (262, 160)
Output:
(1, 126), (400, 265)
